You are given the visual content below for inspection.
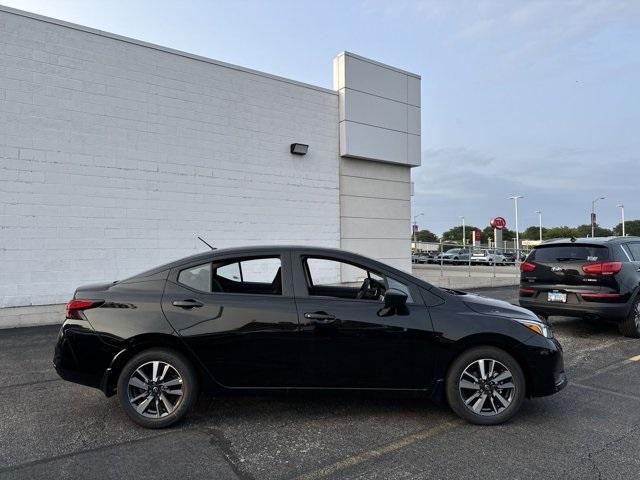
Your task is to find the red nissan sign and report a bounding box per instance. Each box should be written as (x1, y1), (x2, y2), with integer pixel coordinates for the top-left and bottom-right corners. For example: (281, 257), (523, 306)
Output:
(490, 217), (507, 230)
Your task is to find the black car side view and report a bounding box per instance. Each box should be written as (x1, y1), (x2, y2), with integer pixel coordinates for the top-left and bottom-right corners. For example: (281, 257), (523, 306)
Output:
(519, 237), (640, 337)
(55, 246), (566, 428)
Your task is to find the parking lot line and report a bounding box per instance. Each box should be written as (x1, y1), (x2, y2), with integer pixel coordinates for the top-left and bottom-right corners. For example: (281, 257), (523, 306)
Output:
(574, 353), (640, 383)
(569, 382), (640, 402)
(294, 420), (462, 480)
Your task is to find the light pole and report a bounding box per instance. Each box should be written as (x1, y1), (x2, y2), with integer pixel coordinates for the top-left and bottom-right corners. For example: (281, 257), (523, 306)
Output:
(591, 196), (605, 237)
(509, 195), (523, 258)
(617, 203), (625, 237)
(459, 216), (465, 247)
(535, 210), (543, 242)
(412, 213), (423, 252)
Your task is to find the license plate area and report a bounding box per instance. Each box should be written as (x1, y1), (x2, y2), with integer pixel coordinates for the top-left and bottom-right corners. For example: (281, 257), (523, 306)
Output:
(548, 291), (567, 303)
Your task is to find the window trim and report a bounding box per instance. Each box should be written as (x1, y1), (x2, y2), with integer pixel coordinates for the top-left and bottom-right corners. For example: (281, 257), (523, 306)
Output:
(301, 255), (415, 304)
(173, 254), (287, 297)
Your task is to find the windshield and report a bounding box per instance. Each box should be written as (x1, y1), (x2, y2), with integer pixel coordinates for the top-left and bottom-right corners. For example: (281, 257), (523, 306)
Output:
(530, 245), (610, 262)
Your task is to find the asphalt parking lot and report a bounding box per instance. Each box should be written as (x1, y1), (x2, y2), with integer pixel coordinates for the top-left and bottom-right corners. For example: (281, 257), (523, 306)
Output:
(1, 286), (639, 480)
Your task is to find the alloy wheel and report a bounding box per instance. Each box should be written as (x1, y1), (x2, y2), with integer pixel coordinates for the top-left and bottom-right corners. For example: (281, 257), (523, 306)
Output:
(459, 358), (516, 416)
(127, 361), (184, 418)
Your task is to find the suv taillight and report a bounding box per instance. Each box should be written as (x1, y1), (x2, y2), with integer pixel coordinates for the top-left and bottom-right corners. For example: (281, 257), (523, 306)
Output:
(582, 262), (623, 275)
(520, 261), (536, 272)
(66, 299), (103, 319)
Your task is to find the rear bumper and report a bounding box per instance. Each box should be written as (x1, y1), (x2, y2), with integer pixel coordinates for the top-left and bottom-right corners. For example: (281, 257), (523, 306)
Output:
(53, 319), (118, 394)
(519, 295), (631, 321)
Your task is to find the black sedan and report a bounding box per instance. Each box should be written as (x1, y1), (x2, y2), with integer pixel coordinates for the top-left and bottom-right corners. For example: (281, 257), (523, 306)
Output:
(54, 246), (566, 428)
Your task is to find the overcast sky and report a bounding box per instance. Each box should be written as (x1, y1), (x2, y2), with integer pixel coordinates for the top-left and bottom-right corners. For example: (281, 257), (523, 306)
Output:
(4, 0), (639, 234)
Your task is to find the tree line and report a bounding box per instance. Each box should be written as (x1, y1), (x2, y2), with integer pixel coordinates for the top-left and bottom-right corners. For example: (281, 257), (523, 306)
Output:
(414, 220), (640, 244)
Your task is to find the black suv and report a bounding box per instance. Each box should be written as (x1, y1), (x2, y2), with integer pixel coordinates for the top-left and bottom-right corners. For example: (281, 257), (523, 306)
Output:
(519, 237), (640, 337)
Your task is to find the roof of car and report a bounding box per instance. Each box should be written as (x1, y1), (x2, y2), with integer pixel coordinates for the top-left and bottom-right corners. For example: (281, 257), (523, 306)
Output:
(126, 245), (413, 281)
(538, 236), (639, 246)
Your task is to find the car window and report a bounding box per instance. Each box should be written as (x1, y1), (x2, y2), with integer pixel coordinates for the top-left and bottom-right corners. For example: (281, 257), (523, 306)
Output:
(530, 245), (610, 262)
(177, 263), (211, 292)
(304, 257), (412, 302)
(179, 257), (282, 295)
(217, 262), (241, 282)
(626, 243), (640, 261)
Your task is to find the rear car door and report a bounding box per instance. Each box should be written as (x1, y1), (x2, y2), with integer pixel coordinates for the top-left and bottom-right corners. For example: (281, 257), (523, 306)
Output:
(162, 251), (300, 388)
(291, 251), (435, 389)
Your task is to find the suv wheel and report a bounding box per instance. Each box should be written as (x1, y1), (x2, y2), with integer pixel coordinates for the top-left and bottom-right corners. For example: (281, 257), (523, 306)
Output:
(446, 346), (525, 425)
(117, 348), (198, 428)
(618, 297), (640, 338)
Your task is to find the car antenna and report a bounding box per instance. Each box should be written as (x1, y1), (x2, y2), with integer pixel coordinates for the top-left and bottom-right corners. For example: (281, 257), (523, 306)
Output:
(197, 236), (216, 250)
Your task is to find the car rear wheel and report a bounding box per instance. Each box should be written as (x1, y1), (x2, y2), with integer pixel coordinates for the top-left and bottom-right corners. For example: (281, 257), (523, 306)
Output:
(446, 346), (525, 425)
(117, 348), (198, 429)
(618, 297), (640, 338)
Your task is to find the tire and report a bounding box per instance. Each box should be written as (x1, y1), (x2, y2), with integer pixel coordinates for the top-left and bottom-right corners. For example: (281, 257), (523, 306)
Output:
(117, 348), (198, 428)
(446, 346), (525, 425)
(618, 297), (640, 338)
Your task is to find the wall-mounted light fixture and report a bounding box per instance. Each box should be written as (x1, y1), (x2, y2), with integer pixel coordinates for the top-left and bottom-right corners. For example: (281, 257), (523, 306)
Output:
(290, 143), (308, 155)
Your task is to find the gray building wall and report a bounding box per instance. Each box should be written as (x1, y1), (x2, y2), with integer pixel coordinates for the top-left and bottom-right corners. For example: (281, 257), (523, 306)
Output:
(0, 7), (340, 309)
(0, 7), (421, 325)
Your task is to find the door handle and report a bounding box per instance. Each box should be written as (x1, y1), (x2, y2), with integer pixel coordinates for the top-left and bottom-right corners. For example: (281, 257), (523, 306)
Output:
(172, 299), (204, 309)
(304, 312), (336, 324)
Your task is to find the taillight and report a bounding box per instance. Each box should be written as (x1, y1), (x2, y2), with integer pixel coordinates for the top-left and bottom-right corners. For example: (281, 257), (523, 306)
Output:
(581, 262), (623, 275)
(66, 299), (103, 319)
(519, 287), (536, 297)
(520, 261), (536, 272)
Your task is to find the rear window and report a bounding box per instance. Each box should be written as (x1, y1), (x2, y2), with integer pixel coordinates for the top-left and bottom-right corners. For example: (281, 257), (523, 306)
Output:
(530, 245), (610, 263)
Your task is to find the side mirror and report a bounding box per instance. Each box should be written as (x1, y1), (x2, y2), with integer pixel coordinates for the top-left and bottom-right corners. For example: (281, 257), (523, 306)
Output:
(384, 288), (408, 308)
(378, 288), (409, 317)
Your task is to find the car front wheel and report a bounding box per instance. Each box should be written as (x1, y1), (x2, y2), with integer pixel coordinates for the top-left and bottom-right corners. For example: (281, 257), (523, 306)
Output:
(117, 348), (198, 428)
(446, 346), (525, 425)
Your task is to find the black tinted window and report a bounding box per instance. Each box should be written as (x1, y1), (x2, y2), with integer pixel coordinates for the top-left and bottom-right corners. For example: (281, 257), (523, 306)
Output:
(626, 243), (640, 261)
(530, 245), (610, 262)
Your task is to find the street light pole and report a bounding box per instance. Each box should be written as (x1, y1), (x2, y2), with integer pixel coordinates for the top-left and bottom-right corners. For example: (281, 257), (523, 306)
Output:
(591, 196), (605, 237)
(535, 210), (543, 242)
(617, 203), (625, 237)
(509, 195), (523, 259)
(459, 216), (465, 247)
(412, 213), (423, 252)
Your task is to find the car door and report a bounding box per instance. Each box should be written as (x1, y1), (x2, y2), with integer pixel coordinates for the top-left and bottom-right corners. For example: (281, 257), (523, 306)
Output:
(162, 251), (301, 388)
(291, 250), (435, 389)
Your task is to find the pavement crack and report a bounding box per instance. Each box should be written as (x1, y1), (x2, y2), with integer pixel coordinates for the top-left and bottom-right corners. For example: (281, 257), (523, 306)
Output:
(205, 427), (255, 480)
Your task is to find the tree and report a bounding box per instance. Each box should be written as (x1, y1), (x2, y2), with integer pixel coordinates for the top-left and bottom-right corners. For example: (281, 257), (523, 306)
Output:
(613, 220), (640, 237)
(441, 225), (479, 244)
(482, 226), (516, 244)
(545, 226), (576, 239)
(522, 225), (549, 240)
(415, 229), (439, 242)
(574, 224), (613, 238)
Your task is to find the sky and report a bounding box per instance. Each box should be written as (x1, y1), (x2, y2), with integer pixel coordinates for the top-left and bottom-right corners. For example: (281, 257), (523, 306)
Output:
(3, 0), (639, 235)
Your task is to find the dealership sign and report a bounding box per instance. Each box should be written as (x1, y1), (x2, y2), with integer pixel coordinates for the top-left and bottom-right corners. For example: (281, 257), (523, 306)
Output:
(490, 217), (507, 230)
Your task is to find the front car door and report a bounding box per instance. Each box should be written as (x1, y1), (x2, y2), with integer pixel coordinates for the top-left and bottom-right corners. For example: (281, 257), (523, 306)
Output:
(291, 250), (436, 389)
(162, 250), (300, 388)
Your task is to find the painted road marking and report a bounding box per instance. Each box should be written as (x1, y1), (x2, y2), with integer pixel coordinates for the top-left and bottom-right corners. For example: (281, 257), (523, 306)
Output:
(575, 354), (640, 383)
(570, 383), (640, 402)
(295, 420), (462, 480)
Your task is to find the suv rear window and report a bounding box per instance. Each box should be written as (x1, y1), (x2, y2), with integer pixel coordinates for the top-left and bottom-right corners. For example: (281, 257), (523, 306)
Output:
(529, 245), (610, 263)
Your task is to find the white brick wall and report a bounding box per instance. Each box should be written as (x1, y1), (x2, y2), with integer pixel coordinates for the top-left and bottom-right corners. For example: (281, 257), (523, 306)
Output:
(0, 8), (340, 308)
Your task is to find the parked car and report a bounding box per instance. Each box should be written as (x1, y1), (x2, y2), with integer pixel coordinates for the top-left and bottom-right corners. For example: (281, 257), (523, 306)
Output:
(471, 249), (507, 266)
(412, 252), (432, 264)
(435, 248), (471, 264)
(55, 245), (565, 428)
(519, 237), (640, 337)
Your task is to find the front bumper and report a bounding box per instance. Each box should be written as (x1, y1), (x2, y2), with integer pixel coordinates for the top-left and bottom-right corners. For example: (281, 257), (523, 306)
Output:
(524, 336), (567, 398)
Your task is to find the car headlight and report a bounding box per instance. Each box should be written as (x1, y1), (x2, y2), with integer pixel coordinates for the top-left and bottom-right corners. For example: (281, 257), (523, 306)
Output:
(516, 319), (553, 338)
